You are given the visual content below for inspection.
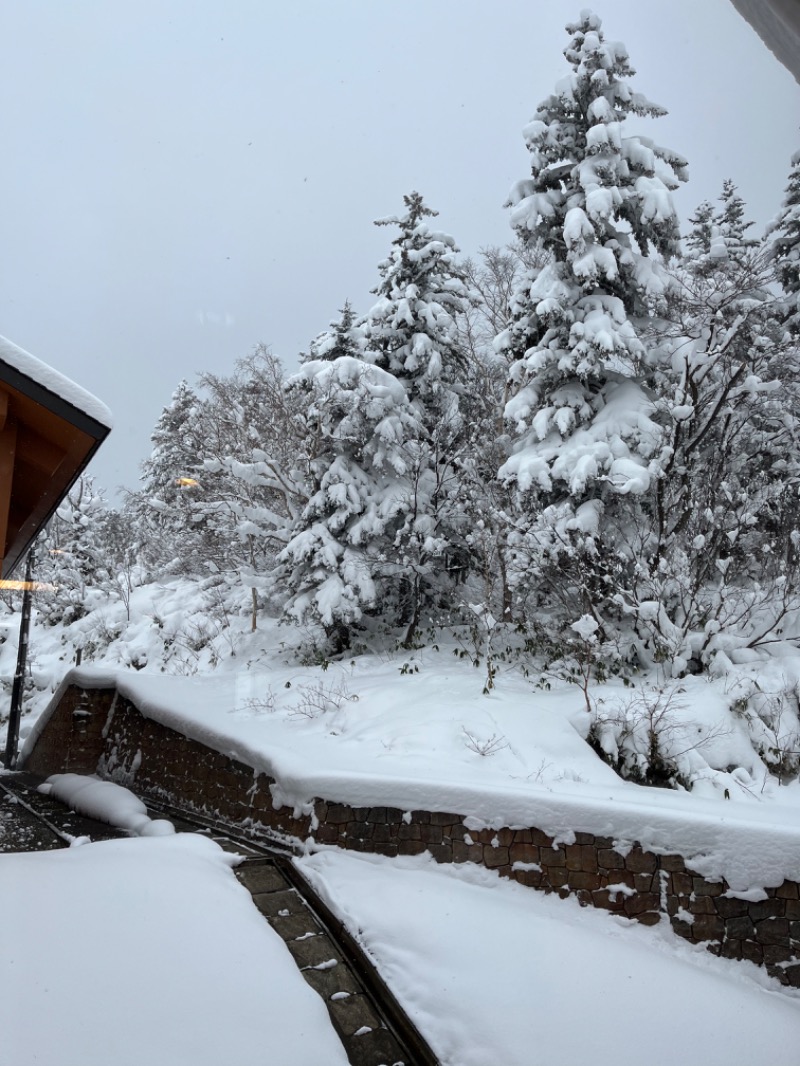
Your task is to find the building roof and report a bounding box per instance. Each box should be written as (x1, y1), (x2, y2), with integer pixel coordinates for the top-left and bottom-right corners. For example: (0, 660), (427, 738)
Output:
(0, 336), (112, 577)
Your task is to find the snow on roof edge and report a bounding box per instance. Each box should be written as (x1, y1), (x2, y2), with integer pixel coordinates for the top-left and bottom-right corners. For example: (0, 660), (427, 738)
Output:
(0, 335), (113, 430)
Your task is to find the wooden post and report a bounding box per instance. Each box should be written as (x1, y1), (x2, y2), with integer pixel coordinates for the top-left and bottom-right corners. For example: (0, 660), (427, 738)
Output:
(0, 401), (17, 579)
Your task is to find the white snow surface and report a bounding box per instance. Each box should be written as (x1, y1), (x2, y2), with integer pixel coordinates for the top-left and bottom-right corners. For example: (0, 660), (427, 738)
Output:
(0, 334), (113, 428)
(17, 624), (800, 892)
(0, 834), (348, 1065)
(39, 773), (175, 836)
(298, 848), (800, 1066)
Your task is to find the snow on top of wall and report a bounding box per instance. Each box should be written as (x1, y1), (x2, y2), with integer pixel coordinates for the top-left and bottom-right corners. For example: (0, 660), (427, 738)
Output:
(0, 335), (113, 429)
(24, 664), (800, 894)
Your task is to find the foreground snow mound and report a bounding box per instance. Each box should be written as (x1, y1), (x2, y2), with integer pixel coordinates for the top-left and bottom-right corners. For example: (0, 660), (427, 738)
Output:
(299, 849), (800, 1066)
(39, 773), (175, 836)
(0, 835), (348, 1066)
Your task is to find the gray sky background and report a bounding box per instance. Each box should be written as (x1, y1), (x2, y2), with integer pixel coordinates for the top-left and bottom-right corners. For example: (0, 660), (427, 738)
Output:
(1, 0), (798, 498)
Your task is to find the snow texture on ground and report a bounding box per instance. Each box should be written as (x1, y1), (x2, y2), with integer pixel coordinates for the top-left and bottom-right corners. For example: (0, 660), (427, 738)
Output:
(0, 834), (348, 1066)
(20, 644), (800, 892)
(298, 847), (800, 1066)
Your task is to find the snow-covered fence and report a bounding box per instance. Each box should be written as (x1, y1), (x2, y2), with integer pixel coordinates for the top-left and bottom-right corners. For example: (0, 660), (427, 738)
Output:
(22, 680), (800, 988)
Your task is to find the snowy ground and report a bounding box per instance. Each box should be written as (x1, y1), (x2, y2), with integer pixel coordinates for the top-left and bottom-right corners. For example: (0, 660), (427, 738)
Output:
(5, 579), (800, 1062)
(299, 848), (800, 1066)
(4, 583), (799, 889)
(0, 834), (349, 1066)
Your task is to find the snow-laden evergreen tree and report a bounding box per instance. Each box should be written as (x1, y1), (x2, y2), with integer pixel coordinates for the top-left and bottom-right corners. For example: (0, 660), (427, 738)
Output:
(280, 194), (475, 649)
(278, 357), (423, 651)
(362, 192), (475, 639)
(304, 301), (365, 362)
(497, 10), (687, 645)
(770, 149), (800, 334)
(686, 181), (758, 266)
(126, 380), (209, 577)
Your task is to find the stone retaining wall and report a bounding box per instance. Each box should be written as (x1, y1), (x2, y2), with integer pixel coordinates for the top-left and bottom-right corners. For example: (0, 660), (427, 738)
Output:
(22, 682), (800, 987)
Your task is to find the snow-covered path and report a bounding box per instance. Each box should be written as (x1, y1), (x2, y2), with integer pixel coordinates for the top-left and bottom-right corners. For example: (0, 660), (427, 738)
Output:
(0, 835), (349, 1066)
(299, 849), (800, 1066)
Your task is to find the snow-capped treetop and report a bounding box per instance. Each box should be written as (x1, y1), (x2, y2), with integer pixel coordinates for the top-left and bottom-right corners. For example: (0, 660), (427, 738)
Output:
(304, 300), (365, 363)
(505, 9), (687, 317)
(365, 191), (472, 403)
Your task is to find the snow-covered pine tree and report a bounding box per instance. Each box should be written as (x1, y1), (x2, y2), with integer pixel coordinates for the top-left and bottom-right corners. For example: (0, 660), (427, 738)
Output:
(498, 10), (686, 644)
(770, 149), (800, 334)
(278, 356), (423, 652)
(304, 301), (365, 362)
(361, 192), (475, 639)
(126, 380), (209, 577)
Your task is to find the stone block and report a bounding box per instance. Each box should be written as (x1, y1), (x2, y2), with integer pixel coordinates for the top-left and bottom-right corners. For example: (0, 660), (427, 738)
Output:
(286, 934), (343, 970)
(670, 872), (693, 896)
(398, 823), (421, 840)
(544, 867), (569, 889)
(763, 943), (792, 966)
(725, 915), (755, 940)
(756, 917), (790, 945)
(691, 878), (724, 897)
(690, 914), (725, 942)
(420, 824), (443, 845)
(539, 846), (567, 867)
(573, 832), (595, 846)
(510, 843), (540, 866)
(514, 869), (544, 889)
(326, 803), (354, 823)
(714, 896), (749, 919)
(398, 840), (426, 857)
(531, 828), (554, 848)
(426, 844), (454, 864)
(513, 829), (532, 844)
(567, 870), (602, 892)
(565, 845), (584, 871)
(635, 912), (662, 927)
(429, 810), (459, 826)
(785, 900), (800, 920)
(597, 849), (625, 871)
(484, 846), (510, 868)
(750, 898), (784, 922)
(659, 854), (686, 873)
(594, 889), (627, 913)
(741, 940), (764, 965)
(452, 841), (483, 864)
(624, 893), (660, 918)
(777, 880), (800, 900)
(719, 938), (742, 960)
(327, 993), (382, 1038)
(624, 847), (657, 874)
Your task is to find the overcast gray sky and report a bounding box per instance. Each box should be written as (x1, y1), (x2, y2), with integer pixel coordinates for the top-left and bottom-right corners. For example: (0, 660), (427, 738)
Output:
(1, 0), (798, 497)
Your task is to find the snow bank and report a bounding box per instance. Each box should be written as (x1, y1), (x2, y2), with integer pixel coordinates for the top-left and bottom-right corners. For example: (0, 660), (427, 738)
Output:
(298, 849), (800, 1066)
(23, 661), (800, 891)
(39, 773), (175, 836)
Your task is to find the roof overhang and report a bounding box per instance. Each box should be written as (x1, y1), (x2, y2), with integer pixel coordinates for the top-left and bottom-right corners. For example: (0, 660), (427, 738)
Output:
(0, 336), (112, 578)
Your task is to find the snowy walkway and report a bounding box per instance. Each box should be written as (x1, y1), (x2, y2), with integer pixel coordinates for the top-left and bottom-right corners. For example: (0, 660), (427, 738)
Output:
(0, 772), (435, 1066)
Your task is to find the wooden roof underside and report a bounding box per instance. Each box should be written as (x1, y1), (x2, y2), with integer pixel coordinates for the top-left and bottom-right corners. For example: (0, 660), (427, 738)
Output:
(0, 361), (110, 578)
